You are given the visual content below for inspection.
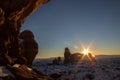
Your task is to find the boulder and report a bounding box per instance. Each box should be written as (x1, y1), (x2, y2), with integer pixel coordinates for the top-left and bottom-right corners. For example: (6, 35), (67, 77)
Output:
(0, 66), (15, 80)
(52, 58), (59, 65)
(20, 30), (38, 67)
(57, 57), (62, 64)
(52, 57), (62, 65)
(6, 64), (53, 80)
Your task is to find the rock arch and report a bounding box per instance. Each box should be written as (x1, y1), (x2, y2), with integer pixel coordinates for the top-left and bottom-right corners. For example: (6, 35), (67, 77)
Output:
(0, 0), (49, 65)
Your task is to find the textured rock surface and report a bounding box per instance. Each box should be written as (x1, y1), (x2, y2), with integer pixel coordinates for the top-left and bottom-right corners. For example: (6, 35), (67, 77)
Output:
(0, 0), (52, 80)
(0, 65), (53, 80)
(20, 30), (38, 67)
(0, 0), (48, 65)
(0, 0), (49, 22)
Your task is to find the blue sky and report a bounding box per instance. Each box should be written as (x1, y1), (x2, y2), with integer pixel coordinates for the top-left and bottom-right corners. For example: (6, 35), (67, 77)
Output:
(22, 0), (120, 58)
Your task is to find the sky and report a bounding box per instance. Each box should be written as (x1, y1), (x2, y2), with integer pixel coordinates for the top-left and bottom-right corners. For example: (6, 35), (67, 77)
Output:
(22, 0), (120, 58)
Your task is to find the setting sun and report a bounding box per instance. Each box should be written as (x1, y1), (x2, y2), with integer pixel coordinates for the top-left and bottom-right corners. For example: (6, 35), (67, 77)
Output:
(92, 54), (95, 57)
(83, 49), (89, 55)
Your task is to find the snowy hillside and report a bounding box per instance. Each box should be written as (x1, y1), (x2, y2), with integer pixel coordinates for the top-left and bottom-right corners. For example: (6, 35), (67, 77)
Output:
(33, 56), (120, 80)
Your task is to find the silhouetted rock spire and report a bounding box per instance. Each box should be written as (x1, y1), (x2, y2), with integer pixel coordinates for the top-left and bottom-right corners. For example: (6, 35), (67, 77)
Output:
(64, 47), (71, 64)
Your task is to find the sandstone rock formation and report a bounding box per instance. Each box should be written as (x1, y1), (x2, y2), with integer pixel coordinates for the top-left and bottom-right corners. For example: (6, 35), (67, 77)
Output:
(20, 30), (38, 67)
(52, 57), (62, 65)
(0, 0), (52, 80)
(0, 0), (49, 65)
(64, 47), (71, 64)
(57, 57), (62, 64)
(88, 53), (96, 62)
(63, 47), (96, 64)
(70, 53), (82, 63)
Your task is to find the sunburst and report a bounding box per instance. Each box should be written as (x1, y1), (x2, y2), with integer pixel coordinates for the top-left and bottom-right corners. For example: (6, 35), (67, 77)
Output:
(82, 49), (89, 55)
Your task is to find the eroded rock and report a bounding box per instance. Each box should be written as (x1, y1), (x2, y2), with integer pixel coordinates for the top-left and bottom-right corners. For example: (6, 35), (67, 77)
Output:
(3, 64), (53, 80)
(20, 30), (38, 67)
(0, 0), (49, 66)
(70, 53), (82, 63)
(0, 0), (52, 80)
(64, 47), (71, 64)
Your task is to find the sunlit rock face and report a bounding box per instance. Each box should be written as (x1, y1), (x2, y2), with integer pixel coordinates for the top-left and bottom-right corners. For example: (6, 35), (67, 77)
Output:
(20, 30), (38, 67)
(0, 0), (50, 22)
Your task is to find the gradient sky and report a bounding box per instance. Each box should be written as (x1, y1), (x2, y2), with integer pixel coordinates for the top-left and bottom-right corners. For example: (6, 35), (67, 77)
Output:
(22, 0), (120, 58)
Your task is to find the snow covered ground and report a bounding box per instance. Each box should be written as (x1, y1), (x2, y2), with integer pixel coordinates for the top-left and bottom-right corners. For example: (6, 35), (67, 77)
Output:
(33, 56), (120, 80)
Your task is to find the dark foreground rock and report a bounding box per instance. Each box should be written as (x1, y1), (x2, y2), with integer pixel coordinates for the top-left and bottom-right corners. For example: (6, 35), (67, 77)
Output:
(20, 30), (38, 67)
(0, 64), (53, 80)
(0, 0), (53, 80)
(0, 0), (49, 66)
(49, 69), (62, 80)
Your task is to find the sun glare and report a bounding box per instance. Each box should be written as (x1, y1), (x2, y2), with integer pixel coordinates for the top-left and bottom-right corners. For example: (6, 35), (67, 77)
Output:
(92, 54), (95, 57)
(83, 49), (89, 55)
